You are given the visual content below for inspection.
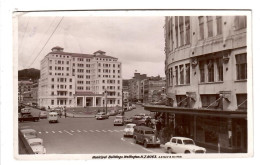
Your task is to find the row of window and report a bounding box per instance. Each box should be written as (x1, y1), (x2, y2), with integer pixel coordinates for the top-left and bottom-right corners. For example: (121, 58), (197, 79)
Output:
(167, 16), (247, 51)
(98, 69), (121, 73)
(51, 91), (73, 96)
(100, 63), (120, 68)
(167, 53), (247, 86)
(51, 84), (73, 89)
(77, 86), (91, 90)
(98, 75), (121, 78)
(51, 99), (73, 105)
(51, 78), (73, 82)
(175, 94), (247, 110)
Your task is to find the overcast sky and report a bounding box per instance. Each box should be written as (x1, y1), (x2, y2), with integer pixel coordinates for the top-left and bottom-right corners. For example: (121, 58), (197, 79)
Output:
(18, 15), (165, 79)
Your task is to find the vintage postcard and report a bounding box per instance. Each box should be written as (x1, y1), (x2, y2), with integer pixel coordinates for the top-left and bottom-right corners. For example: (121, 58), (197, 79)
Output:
(12, 10), (252, 160)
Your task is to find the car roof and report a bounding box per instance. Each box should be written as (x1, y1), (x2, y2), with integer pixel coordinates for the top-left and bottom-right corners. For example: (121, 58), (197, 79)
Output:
(171, 137), (193, 140)
(49, 112), (58, 115)
(27, 138), (43, 143)
(134, 126), (154, 131)
(126, 123), (136, 126)
(20, 129), (36, 133)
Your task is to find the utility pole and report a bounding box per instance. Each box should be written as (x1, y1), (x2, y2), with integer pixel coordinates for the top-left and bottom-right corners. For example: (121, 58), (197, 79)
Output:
(122, 88), (124, 116)
(105, 89), (107, 114)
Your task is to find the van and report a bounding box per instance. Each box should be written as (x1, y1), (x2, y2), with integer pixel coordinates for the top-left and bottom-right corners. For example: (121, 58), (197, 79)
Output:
(133, 126), (160, 148)
(48, 112), (58, 123)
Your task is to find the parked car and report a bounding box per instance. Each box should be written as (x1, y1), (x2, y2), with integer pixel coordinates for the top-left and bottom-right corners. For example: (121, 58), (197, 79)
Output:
(48, 112), (59, 123)
(21, 108), (31, 114)
(95, 112), (109, 120)
(20, 129), (37, 140)
(114, 115), (125, 126)
(132, 104), (136, 109)
(164, 137), (206, 154)
(123, 123), (136, 137)
(108, 110), (118, 116)
(39, 111), (47, 119)
(124, 117), (133, 124)
(19, 114), (40, 122)
(133, 126), (160, 148)
(27, 138), (46, 154)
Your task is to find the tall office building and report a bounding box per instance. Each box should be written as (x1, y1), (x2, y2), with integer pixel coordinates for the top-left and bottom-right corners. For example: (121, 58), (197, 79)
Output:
(38, 46), (122, 108)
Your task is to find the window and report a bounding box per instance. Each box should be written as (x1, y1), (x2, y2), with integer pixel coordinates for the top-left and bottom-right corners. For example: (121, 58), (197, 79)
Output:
(67, 61), (69, 64)
(207, 60), (214, 82)
(51, 85), (54, 89)
(175, 16), (179, 47)
(207, 16), (213, 37)
(179, 16), (184, 46)
(216, 57), (223, 81)
(201, 94), (222, 109)
(185, 16), (190, 45)
(175, 66), (178, 85)
(176, 95), (188, 107)
(236, 94), (247, 110)
(180, 65), (184, 84)
(216, 16), (222, 35)
(49, 66), (52, 70)
(168, 17), (173, 51)
(69, 85), (72, 89)
(235, 16), (247, 30)
(70, 78), (72, 82)
(185, 63), (190, 84)
(177, 139), (182, 144)
(51, 91), (54, 96)
(171, 138), (176, 143)
(199, 16), (204, 39)
(199, 61), (205, 83)
(236, 54), (247, 80)
(51, 100), (54, 105)
(51, 78), (54, 82)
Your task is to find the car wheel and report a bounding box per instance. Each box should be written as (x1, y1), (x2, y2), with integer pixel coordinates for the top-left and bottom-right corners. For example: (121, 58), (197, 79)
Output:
(144, 141), (148, 148)
(184, 150), (191, 154)
(167, 147), (173, 154)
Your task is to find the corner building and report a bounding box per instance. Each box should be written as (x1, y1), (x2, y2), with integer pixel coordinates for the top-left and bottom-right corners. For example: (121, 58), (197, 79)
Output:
(38, 46), (122, 108)
(145, 16), (248, 153)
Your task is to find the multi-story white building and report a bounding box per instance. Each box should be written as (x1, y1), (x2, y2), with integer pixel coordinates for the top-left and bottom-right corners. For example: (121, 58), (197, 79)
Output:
(38, 46), (122, 108)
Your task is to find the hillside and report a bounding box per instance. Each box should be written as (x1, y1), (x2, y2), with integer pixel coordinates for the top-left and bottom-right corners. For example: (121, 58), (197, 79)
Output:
(18, 68), (40, 81)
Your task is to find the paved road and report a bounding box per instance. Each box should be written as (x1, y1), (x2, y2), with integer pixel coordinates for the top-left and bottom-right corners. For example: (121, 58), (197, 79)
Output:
(19, 105), (164, 154)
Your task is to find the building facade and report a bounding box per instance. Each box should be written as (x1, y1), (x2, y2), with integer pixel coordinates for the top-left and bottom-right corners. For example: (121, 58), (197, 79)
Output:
(128, 73), (147, 102)
(38, 46), (122, 108)
(141, 76), (166, 104)
(18, 80), (33, 103)
(145, 16), (248, 153)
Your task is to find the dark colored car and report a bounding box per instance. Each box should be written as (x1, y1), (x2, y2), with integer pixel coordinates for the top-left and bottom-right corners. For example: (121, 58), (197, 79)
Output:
(19, 114), (40, 122)
(133, 126), (160, 148)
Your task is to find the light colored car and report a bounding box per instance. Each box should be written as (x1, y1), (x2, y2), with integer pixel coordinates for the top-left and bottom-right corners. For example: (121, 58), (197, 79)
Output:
(40, 111), (47, 119)
(164, 137), (206, 154)
(27, 138), (46, 154)
(114, 116), (124, 126)
(123, 123), (136, 137)
(95, 112), (109, 120)
(20, 129), (37, 140)
(48, 112), (59, 123)
(21, 108), (31, 114)
(132, 104), (136, 109)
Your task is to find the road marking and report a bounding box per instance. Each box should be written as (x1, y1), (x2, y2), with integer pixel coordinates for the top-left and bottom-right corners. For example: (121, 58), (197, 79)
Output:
(89, 130), (94, 132)
(70, 130), (74, 133)
(45, 131), (48, 134)
(102, 130), (106, 132)
(77, 130), (81, 133)
(83, 130), (88, 132)
(108, 130), (113, 132)
(114, 130), (119, 132)
(64, 130), (73, 135)
(39, 132), (42, 134)
(121, 138), (126, 141)
(58, 131), (62, 133)
(130, 143), (135, 145)
(96, 130), (101, 132)
(52, 131), (55, 133)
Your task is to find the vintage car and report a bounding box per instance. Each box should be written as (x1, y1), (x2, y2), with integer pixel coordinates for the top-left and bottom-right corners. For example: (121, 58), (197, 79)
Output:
(164, 137), (206, 154)
(20, 128), (37, 140)
(113, 115), (125, 126)
(39, 111), (47, 119)
(124, 117), (133, 124)
(48, 112), (59, 123)
(123, 123), (136, 137)
(95, 112), (109, 120)
(19, 114), (40, 122)
(133, 126), (160, 148)
(27, 138), (47, 154)
(132, 104), (136, 109)
(108, 110), (118, 116)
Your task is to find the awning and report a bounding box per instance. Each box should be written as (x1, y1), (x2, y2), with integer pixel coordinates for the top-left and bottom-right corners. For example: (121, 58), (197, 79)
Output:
(144, 104), (247, 119)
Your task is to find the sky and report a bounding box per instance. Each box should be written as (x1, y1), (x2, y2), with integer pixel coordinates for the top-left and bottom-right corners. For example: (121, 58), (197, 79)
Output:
(17, 14), (165, 79)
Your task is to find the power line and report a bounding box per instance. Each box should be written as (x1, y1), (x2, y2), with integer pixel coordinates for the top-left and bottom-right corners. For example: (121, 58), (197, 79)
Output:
(28, 16), (64, 68)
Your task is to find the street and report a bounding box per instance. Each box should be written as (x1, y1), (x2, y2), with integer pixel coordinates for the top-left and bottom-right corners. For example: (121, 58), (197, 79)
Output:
(19, 105), (165, 154)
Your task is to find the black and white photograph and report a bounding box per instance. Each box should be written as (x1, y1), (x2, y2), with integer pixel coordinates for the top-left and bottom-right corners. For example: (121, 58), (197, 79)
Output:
(10, 10), (253, 160)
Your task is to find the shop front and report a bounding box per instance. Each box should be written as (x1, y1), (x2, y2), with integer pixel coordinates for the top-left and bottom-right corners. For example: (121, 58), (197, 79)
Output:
(144, 105), (247, 153)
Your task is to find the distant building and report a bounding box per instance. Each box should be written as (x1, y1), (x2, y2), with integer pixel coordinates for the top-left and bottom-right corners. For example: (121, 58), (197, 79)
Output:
(122, 80), (130, 103)
(141, 76), (166, 104)
(18, 80), (33, 103)
(145, 16), (248, 153)
(38, 46), (122, 108)
(128, 73), (147, 102)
